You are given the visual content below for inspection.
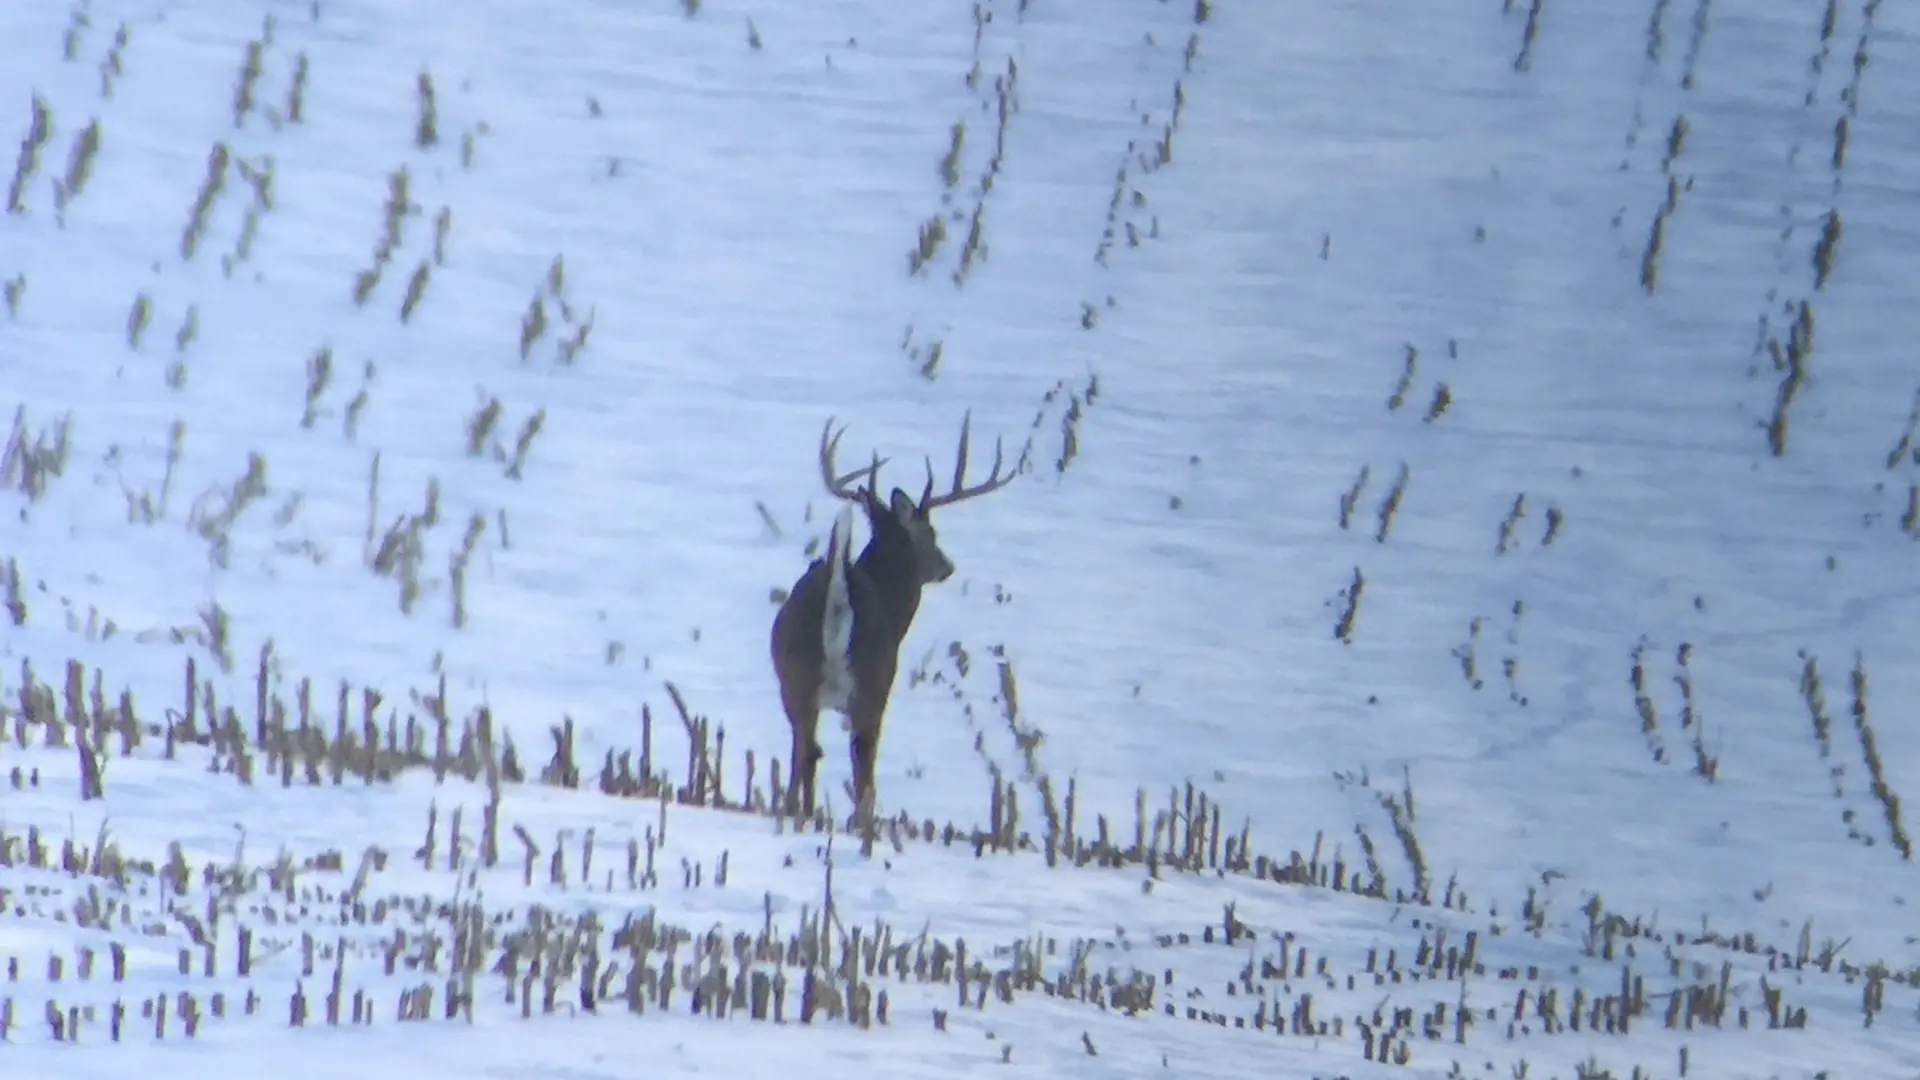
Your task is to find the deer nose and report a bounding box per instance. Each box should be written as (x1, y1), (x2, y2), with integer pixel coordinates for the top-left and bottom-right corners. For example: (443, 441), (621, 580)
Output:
(933, 554), (955, 582)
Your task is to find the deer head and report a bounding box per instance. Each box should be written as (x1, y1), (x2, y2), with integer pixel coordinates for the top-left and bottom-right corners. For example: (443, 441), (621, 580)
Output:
(867, 487), (956, 585)
(815, 409), (1020, 588)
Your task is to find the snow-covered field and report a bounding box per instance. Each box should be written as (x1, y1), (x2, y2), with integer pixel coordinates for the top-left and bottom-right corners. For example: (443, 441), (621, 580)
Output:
(3, 0), (1919, 1075)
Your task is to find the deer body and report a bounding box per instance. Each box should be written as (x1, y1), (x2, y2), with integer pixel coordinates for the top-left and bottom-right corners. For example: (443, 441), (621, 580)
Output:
(771, 413), (1021, 819)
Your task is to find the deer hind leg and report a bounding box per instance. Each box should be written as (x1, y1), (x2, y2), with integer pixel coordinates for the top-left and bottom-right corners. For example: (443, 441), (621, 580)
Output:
(775, 650), (825, 818)
(789, 723), (823, 818)
(780, 686), (823, 818)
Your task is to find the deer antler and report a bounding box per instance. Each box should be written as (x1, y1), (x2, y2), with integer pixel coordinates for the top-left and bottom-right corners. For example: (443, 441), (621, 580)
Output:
(818, 417), (886, 504)
(917, 409), (1023, 511)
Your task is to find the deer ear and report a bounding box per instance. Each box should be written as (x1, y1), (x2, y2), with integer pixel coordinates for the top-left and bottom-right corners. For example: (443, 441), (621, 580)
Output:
(889, 487), (918, 519)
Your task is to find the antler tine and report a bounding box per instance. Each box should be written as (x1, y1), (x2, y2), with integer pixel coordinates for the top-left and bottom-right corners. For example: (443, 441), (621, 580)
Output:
(818, 416), (886, 503)
(918, 408), (1020, 511)
(952, 408), (973, 495)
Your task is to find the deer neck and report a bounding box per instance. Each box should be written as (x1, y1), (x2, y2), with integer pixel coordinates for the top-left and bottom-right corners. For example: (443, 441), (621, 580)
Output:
(853, 540), (925, 647)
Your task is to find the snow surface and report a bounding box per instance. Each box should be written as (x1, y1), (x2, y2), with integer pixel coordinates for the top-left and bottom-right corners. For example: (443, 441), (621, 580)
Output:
(4, 0), (1920, 1075)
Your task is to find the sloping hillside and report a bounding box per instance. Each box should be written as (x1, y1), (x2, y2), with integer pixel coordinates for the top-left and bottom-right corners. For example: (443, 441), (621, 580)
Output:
(3, 0), (1919, 1076)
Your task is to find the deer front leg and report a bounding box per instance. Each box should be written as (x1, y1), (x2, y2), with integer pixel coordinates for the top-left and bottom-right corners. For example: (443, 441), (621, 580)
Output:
(848, 706), (888, 825)
(848, 728), (875, 824)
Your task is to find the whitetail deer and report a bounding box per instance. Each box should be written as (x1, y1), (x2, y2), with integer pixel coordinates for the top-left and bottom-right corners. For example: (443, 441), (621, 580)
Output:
(770, 411), (1023, 819)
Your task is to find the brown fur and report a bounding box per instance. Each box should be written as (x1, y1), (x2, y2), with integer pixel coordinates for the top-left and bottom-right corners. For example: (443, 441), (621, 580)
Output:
(770, 415), (1020, 819)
